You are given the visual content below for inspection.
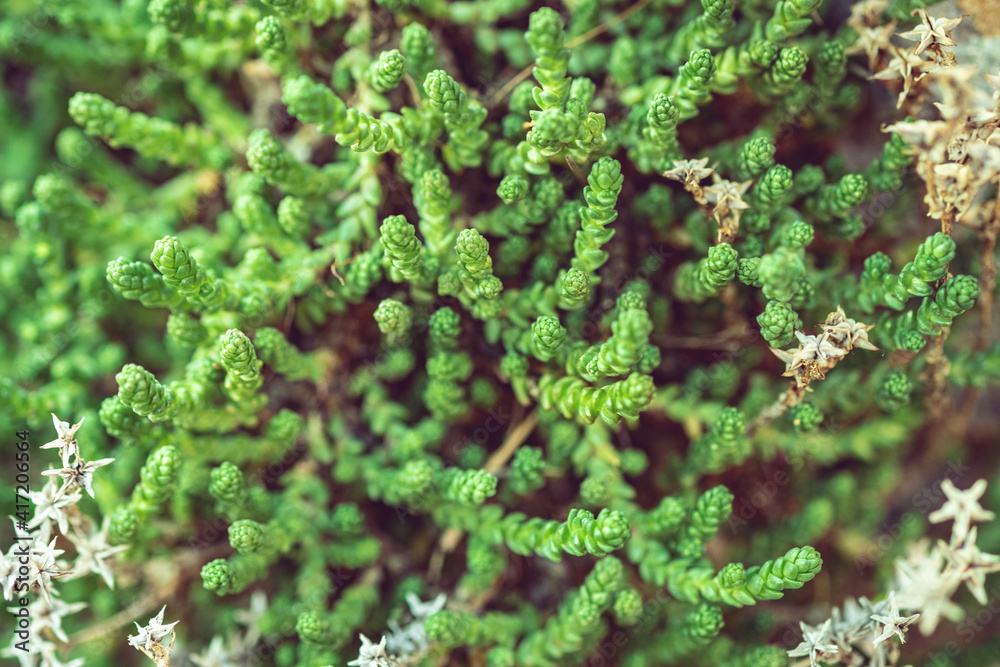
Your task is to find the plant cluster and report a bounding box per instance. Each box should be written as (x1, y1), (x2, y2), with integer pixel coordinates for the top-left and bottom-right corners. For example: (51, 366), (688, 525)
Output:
(3, 0), (1000, 666)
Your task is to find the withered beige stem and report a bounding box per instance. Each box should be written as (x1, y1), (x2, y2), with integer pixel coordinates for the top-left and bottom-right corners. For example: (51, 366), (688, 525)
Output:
(428, 411), (538, 580)
(922, 327), (952, 422)
(748, 382), (808, 437)
(482, 409), (538, 475)
(488, 0), (652, 107)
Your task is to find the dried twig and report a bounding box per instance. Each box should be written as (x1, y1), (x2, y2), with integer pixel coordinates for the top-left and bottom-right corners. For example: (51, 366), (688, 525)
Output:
(428, 410), (538, 581)
(488, 0), (652, 107)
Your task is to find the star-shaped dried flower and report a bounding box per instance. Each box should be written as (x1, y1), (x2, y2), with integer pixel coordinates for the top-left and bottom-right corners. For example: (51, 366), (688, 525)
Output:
(854, 596), (886, 637)
(663, 157), (714, 183)
(786, 619), (839, 666)
(1, 634), (57, 667)
(898, 10), (962, 59)
(822, 306), (879, 352)
(806, 333), (848, 362)
(702, 173), (752, 228)
(234, 590), (268, 647)
(0, 539), (34, 602)
(929, 478), (995, 545)
(19, 595), (87, 642)
(847, 0), (890, 29)
(893, 539), (964, 635)
(790, 330), (849, 369)
(28, 476), (82, 535)
(386, 616), (427, 655)
(40, 414), (85, 467)
(38, 648), (85, 667)
(846, 23), (897, 70)
(68, 516), (128, 589)
(893, 540), (943, 599)
(128, 605), (180, 653)
(347, 634), (395, 667)
(871, 45), (932, 108)
(189, 635), (233, 667)
(913, 576), (965, 636)
(883, 117), (949, 151)
(937, 527), (1000, 605)
(663, 158), (715, 204)
(28, 538), (71, 604)
(41, 455), (115, 499)
(405, 592), (447, 619)
(386, 592), (448, 655)
(870, 591), (920, 645)
(828, 598), (869, 651)
(928, 162), (979, 219)
(771, 324), (858, 390)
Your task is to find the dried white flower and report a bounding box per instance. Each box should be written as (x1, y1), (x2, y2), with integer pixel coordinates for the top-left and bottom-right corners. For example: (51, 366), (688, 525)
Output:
(898, 9), (962, 62)
(67, 515), (127, 589)
(830, 595), (878, 642)
(128, 605), (179, 666)
(870, 591), (920, 645)
(41, 456), (115, 499)
(405, 592), (446, 619)
(385, 592), (447, 655)
(385, 617), (427, 656)
(40, 414), (85, 467)
(20, 595), (87, 643)
(28, 476), (82, 535)
(870, 45), (932, 108)
(663, 158), (715, 204)
(701, 173), (752, 229)
(233, 590), (268, 647)
(189, 635), (240, 667)
(787, 619), (839, 666)
(937, 527), (1000, 605)
(846, 0), (890, 29)
(846, 23), (897, 71)
(893, 539), (964, 635)
(28, 538), (71, 604)
(771, 330), (850, 389)
(822, 306), (879, 352)
(1, 633), (57, 667)
(347, 634), (396, 667)
(798, 330), (850, 364)
(929, 478), (995, 545)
